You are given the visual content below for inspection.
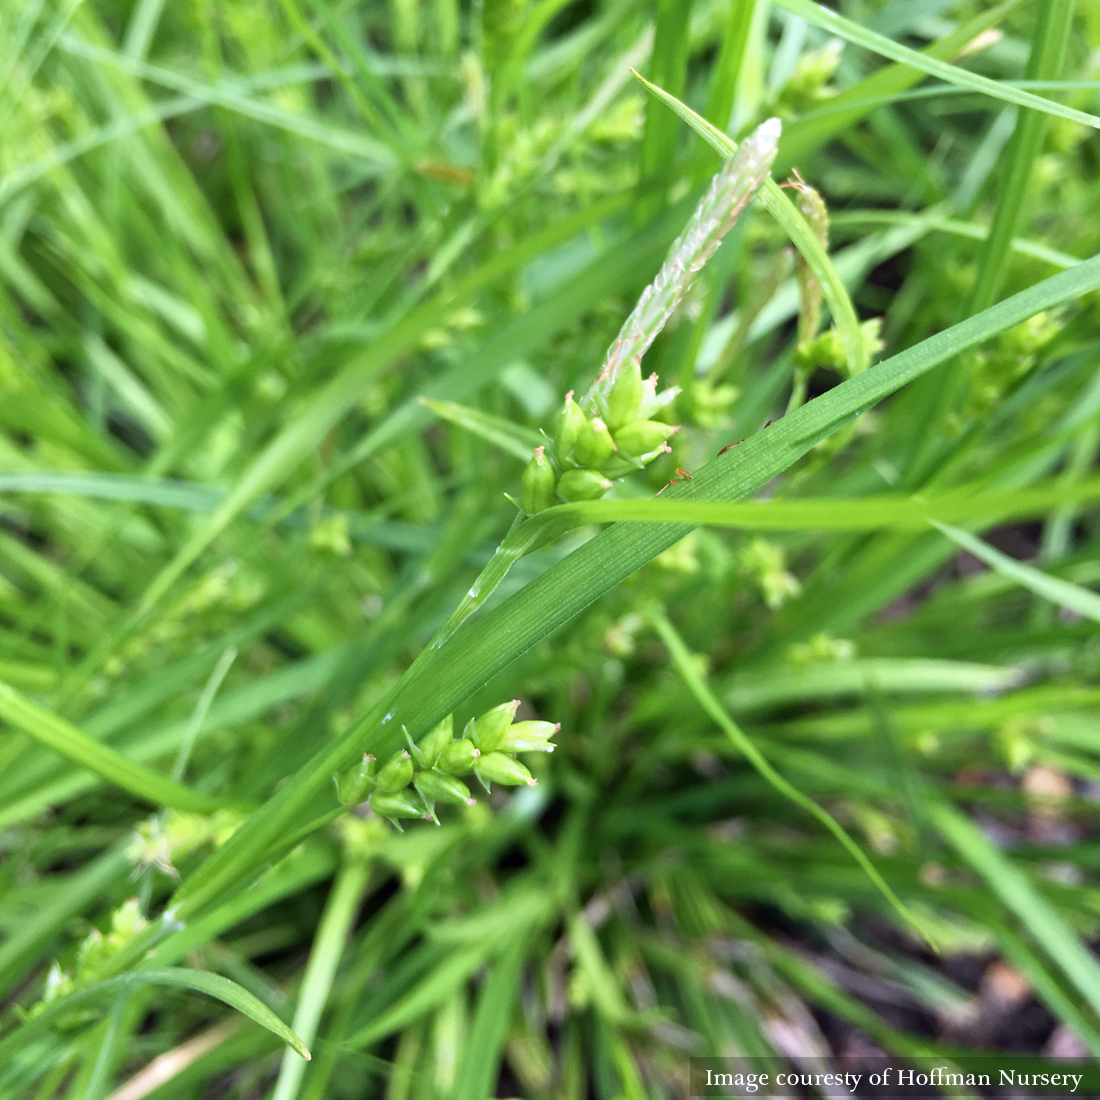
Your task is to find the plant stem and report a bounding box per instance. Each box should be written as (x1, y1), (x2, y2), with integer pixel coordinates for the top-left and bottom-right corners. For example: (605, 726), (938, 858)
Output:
(705, 0), (757, 131)
(967, 0), (1077, 313)
(637, 0), (695, 223)
(270, 857), (372, 1100)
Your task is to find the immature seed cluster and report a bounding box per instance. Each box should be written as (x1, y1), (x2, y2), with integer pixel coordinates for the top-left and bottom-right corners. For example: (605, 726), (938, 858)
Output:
(518, 117), (784, 514)
(520, 359), (680, 512)
(336, 702), (559, 827)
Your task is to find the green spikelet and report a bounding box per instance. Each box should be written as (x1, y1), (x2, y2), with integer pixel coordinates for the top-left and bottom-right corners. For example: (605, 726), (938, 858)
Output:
(374, 750), (414, 793)
(416, 715), (454, 769)
(437, 739), (480, 775)
(336, 754), (376, 806)
(497, 721), (559, 753)
(473, 700), (520, 753)
(557, 469), (611, 502)
(520, 446), (556, 514)
(573, 416), (615, 468)
(554, 391), (586, 465)
(370, 788), (429, 821)
(416, 770), (476, 806)
(604, 358), (644, 430)
(613, 419), (678, 458)
(476, 752), (537, 787)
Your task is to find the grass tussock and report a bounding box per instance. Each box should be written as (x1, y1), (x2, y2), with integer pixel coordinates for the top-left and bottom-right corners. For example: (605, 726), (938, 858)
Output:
(2, 0), (1100, 1097)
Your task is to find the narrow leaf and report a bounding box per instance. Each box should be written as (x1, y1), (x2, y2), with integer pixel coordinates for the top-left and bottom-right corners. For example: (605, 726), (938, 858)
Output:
(932, 801), (1100, 1017)
(433, 477), (1100, 647)
(933, 522), (1100, 623)
(0, 682), (245, 814)
(649, 608), (935, 947)
(0, 968), (310, 1063)
(774, 0), (1100, 131)
(420, 398), (542, 460)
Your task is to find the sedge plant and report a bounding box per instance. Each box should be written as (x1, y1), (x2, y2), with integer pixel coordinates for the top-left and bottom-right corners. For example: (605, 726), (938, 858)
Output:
(4, 1), (1100, 1098)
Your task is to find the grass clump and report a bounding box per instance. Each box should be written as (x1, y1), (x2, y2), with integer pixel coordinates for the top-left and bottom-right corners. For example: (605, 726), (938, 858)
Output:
(3, 0), (1100, 1097)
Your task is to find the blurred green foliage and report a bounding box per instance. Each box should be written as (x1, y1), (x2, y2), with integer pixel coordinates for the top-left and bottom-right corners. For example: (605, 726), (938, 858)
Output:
(3, 0), (1100, 1097)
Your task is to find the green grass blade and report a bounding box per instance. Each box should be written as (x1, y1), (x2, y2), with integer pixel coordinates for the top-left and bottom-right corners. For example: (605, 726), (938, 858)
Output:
(932, 801), (1100, 1017)
(0, 844), (130, 994)
(172, 646), (237, 783)
(344, 945), (489, 1049)
(933, 522), (1100, 622)
(419, 398), (542, 461)
(449, 934), (528, 1100)
(990, 923), (1100, 1057)
(272, 859), (371, 1100)
(777, 0), (1024, 171)
(831, 209), (1080, 269)
(967, 0), (1078, 312)
(0, 472), (222, 509)
(430, 478), (1100, 644)
(724, 658), (1018, 713)
(150, 844), (339, 968)
(56, 36), (398, 170)
(565, 478), (1100, 528)
(0, 682), (245, 814)
(637, 0), (694, 223)
(763, 941), (939, 1058)
(0, 969), (310, 1065)
(705, 0), (757, 130)
(773, 0), (1100, 131)
(0, 64), (329, 206)
(648, 608), (933, 946)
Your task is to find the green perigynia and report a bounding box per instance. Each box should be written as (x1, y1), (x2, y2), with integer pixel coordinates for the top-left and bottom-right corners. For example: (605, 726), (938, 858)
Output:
(436, 739), (480, 775)
(497, 721), (559, 752)
(604, 358), (644, 430)
(520, 446), (556, 514)
(557, 469), (612, 501)
(613, 419), (678, 457)
(473, 700), (520, 753)
(336, 754), (377, 806)
(416, 770), (476, 806)
(476, 752), (537, 786)
(553, 391), (585, 464)
(370, 788), (429, 820)
(417, 714), (454, 768)
(375, 749), (415, 793)
(573, 416), (615, 468)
